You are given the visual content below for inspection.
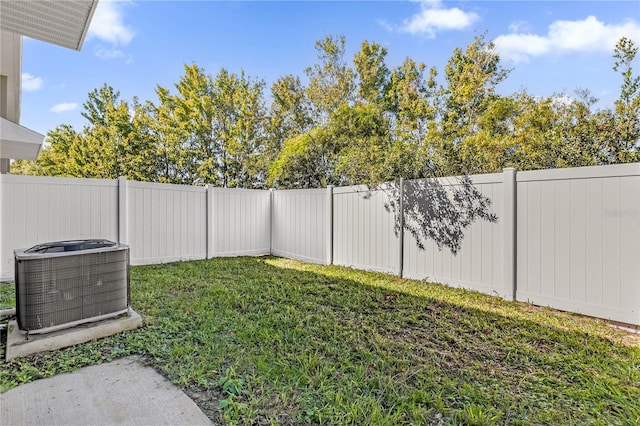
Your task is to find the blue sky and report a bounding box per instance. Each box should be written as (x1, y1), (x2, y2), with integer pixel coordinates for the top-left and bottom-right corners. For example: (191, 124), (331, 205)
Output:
(20, 0), (640, 136)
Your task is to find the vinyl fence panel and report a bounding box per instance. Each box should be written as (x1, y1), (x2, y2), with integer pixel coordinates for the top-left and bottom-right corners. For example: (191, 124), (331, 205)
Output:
(516, 163), (640, 325)
(209, 188), (271, 257)
(271, 188), (331, 264)
(332, 183), (400, 274)
(402, 172), (511, 298)
(126, 181), (207, 265)
(0, 174), (118, 280)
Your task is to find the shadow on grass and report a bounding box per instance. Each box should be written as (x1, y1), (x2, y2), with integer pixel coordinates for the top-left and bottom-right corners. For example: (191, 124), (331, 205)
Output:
(1, 256), (639, 425)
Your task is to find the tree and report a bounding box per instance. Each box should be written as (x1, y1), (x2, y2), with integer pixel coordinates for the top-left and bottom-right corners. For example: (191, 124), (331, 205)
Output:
(267, 127), (335, 188)
(10, 125), (84, 177)
(353, 40), (390, 105)
(331, 102), (392, 185)
(606, 37), (640, 163)
(12, 85), (156, 180)
(143, 87), (195, 184)
(505, 91), (599, 170)
(152, 65), (267, 187)
(169, 64), (219, 185)
(210, 68), (267, 188)
(267, 75), (312, 153)
(305, 35), (355, 125)
(385, 57), (438, 179)
(436, 34), (510, 175)
(80, 87), (156, 180)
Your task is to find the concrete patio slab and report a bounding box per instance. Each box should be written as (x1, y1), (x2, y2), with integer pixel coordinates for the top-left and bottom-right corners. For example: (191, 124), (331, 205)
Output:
(6, 310), (143, 361)
(1, 356), (212, 425)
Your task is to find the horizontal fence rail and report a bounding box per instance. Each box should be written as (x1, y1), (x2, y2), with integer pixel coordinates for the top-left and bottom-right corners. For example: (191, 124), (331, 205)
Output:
(2, 162), (639, 326)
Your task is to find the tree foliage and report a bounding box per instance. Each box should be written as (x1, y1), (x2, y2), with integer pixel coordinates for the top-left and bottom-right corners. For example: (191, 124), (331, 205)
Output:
(13, 35), (639, 187)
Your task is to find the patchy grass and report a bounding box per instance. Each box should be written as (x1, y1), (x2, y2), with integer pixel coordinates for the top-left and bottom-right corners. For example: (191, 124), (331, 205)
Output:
(0, 283), (14, 309)
(1, 257), (639, 424)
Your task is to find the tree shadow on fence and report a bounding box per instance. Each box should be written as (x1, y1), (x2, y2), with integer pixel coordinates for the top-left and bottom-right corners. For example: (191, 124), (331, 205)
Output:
(367, 175), (498, 254)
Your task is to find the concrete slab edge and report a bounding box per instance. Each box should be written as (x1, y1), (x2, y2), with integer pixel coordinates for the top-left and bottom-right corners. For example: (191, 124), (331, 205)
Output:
(6, 310), (143, 361)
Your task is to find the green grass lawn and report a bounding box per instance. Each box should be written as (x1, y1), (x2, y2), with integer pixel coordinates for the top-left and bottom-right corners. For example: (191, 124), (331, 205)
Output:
(1, 257), (639, 425)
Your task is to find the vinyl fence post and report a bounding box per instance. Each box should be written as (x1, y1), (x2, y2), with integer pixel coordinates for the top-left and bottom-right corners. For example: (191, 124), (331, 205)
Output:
(269, 188), (274, 256)
(398, 177), (405, 278)
(327, 185), (334, 265)
(503, 168), (517, 301)
(118, 176), (128, 245)
(206, 185), (214, 259)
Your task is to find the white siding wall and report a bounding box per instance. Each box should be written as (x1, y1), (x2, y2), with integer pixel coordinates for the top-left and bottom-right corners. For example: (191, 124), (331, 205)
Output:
(208, 188), (271, 257)
(126, 181), (207, 265)
(402, 172), (511, 298)
(271, 188), (331, 264)
(516, 163), (640, 325)
(1, 174), (118, 280)
(333, 184), (400, 274)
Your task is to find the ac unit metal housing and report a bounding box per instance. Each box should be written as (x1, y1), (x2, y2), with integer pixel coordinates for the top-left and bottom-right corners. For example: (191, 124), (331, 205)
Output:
(14, 240), (130, 334)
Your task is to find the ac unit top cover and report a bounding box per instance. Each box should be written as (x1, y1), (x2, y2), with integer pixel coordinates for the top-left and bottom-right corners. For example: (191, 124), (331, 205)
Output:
(14, 239), (128, 259)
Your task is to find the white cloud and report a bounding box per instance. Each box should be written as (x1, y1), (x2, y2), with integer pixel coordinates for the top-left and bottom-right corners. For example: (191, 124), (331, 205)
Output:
(50, 103), (78, 113)
(87, 1), (135, 46)
(399, 0), (480, 37)
(94, 45), (126, 60)
(22, 73), (44, 92)
(508, 21), (531, 33)
(495, 16), (640, 63)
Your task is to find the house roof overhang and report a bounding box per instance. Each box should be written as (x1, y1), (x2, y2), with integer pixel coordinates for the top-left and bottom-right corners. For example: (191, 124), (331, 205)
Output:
(0, 1), (98, 163)
(0, 117), (45, 161)
(0, 0), (99, 51)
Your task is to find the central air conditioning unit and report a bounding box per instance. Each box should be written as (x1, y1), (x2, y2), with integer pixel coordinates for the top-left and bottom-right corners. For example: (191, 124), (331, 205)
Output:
(14, 240), (130, 334)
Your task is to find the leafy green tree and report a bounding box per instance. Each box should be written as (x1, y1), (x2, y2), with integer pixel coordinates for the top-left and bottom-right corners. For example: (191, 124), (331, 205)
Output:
(10, 125), (84, 176)
(267, 127), (334, 188)
(305, 35), (355, 124)
(353, 40), (390, 105)
(385, 58), (438, 179)
(457, 95), (519, 174)
(12, 85), (156, 180)
(81, 87), (156, 180)
(436, 33), (510, 175)
(505, 91), (599, 170)
(152, 65), (267, 187)
(331, 102), (392, 184)
(141, 88), (194, 184)
(211, 68), (267, 188)
(605, 37), (640, 163)
(169, 64), (219, 185)
(267, 75), (312, 152)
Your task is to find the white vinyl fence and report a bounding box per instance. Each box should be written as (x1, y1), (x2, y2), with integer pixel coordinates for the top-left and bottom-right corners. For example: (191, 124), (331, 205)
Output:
(271, 188), (332, 264)
(2, 163), (639, 326)
(402, 170), (515, 300)
(0, 175), (270, 280)
(0, 174), (118, 280)
(332, 184), (400, 275)
(208, 188), (271, 257)
(125, 179), (207, 265)
(516, 164), (640, 325)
